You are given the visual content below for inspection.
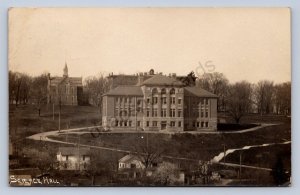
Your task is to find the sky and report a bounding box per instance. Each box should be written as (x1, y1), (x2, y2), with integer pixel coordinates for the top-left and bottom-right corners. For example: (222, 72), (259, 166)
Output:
(8, 8), (291, 83)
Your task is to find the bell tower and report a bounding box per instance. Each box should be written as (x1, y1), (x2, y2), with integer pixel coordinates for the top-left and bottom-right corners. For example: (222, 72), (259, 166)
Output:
(63, 62), (68, 77)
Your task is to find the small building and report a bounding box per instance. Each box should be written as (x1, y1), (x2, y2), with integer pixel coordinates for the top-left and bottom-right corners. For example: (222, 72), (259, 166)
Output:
(56, 147), (90, 171)
(118, 154), (145, 170)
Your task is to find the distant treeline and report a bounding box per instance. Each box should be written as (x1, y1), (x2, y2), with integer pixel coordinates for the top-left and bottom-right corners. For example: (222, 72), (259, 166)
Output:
(9, 70), (291, 123)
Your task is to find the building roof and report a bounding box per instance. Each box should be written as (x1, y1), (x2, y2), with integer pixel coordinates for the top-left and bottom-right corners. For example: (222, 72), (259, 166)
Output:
(50, 76), (82, 86)
(103, 85), (143, 96)
(184, 87), (218, 98)
(141, 74), (184, 86)
(119, 154), (140, 163)
(58, 147), (90, 156)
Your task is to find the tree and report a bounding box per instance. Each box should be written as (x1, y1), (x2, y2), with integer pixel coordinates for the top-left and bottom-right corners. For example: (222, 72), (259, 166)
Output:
(226, 81), (252, 123)
(254, 80), (274, 115)
(87, 149), (115, 185)
(9, 71), (32, 106)
(84, 74), (110, 112)
(181, 71), (197, 86)
(197, 72), (229, 111)
(273, 82), (291, 115)
(152, 162), (181, 185)
(30, 73), (48, 116)
(133, 133), (164, 170)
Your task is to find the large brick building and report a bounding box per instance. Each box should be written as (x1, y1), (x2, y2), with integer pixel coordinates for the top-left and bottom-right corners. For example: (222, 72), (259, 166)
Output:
(47, 63), (83, 105)
(102, 70), (218, 131)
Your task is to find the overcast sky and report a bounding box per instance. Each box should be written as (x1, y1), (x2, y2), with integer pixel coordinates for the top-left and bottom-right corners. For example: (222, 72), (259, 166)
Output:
(9, 8), (291, 83)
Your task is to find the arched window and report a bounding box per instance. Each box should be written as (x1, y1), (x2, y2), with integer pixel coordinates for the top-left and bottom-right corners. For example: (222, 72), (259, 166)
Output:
(161, 88), (166, 95)
(170, 88), (175, 95)
(152, 88), (158, 95)
(152, 88), (158, 105)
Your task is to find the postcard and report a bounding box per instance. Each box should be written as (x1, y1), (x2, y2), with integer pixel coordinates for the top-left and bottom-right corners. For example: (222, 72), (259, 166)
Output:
(8, 8), (291, 186)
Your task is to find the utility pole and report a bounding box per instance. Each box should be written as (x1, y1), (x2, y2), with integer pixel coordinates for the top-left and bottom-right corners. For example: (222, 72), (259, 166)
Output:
(239, 152), (242, 183)
(77, 134), (80, 171)
(223, 144), (226, 165)
(59, 97), (61, 132)
(135, 96), (137, 131)
(52, 103), (55, 120)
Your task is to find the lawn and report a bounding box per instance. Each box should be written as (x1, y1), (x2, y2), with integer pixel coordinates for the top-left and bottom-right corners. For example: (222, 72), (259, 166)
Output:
(9, 104), (100, 140)
(9, 105), (291, 186)
(51, 122), (290, 162)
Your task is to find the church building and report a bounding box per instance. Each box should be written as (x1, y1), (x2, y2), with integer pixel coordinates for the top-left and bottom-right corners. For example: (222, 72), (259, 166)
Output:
(47, 63), (83, 105)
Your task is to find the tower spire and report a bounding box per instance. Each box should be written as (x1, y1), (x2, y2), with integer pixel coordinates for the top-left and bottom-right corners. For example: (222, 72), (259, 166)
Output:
(63, 62), (68, 77)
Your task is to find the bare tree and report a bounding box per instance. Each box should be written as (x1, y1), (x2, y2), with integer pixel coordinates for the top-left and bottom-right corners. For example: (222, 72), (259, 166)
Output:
(133, 134), (164, 170)
(30, 73), (48, 116)
(253, 80), (274, 115)
(226, 81), (252, 123)
(9, 71), (32, 106)
(197, 72), (229, 111)
(84, 74), (110, 112)
(273, 82), (291, 115)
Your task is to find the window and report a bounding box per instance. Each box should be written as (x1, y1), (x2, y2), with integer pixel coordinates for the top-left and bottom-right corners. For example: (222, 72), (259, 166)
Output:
(146, 121), (149, 127)
(66, 155), (69, 161)
(152, 109), (158, 117)
(178, 110), (182, 117)
(162, 97), (167, 104)
(147, 98), (150, 104)
(115, 120), (119, 127)
(153, 121), (157, 127)
(170, 109), (176, 117)
(205, 111), (208, 118)
(152, 97), (158, 104)
(170, 88), (175, 95)
(83, 155), (86, 161)
(178, 98), (182, 105)
(129, 121), (132, 127)
(170, 121), (175, 127)
(146, 109), (150, 117)
(171, 97), (176, 104)
(206, 122), (209, 127)
(161, 109), (167, 117)
(137, 99), (142, 105)
(197, 122), (200, 127)
(201, 111), (204, 118)
(124, 121), (127, 127)
(178, 121), (181, 127)
(137, 121), (141, 127)
(201, 122), (204, 128)
(206, 99), (209, 105)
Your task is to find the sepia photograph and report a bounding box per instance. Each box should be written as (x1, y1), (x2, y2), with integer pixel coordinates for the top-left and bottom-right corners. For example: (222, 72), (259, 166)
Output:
(8, 8), (291, 187)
